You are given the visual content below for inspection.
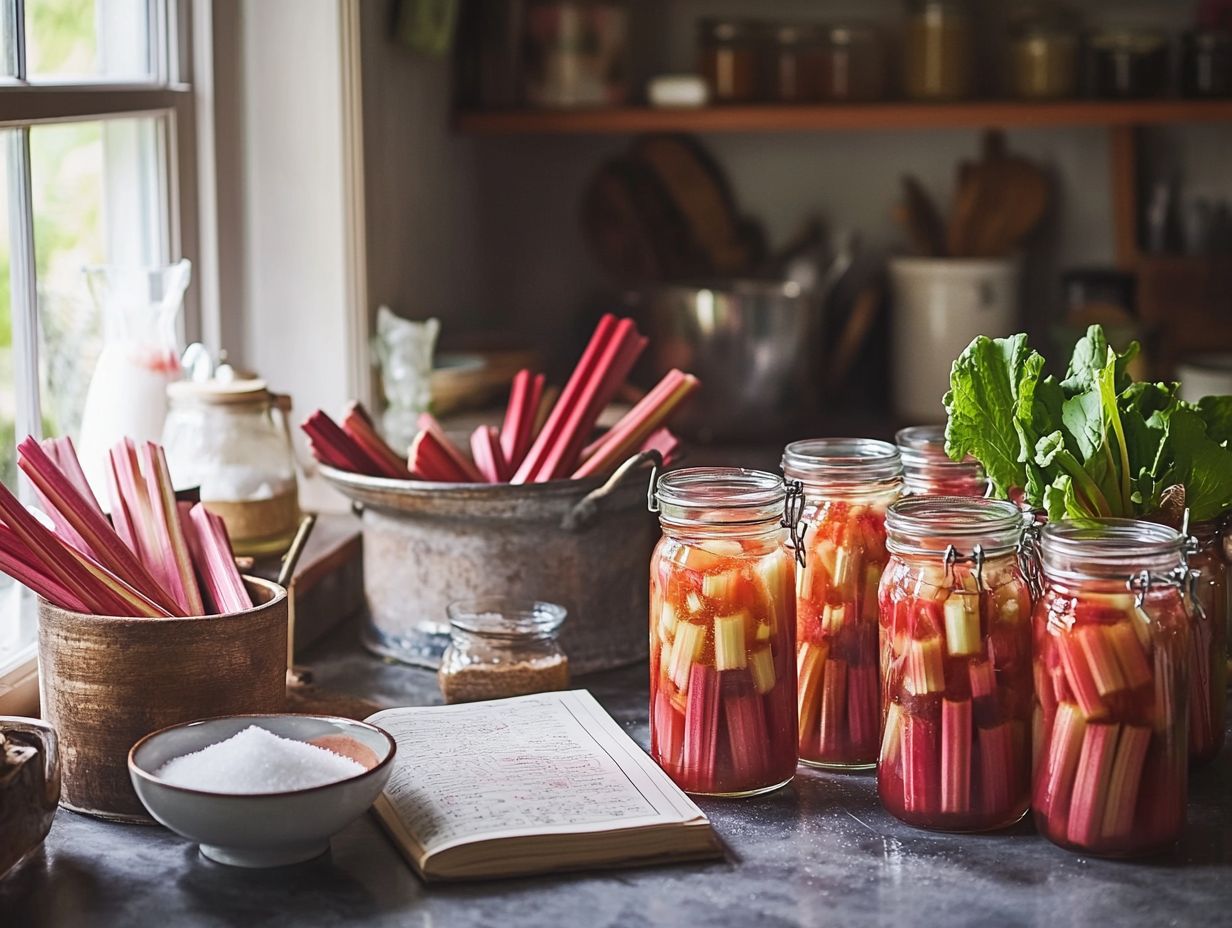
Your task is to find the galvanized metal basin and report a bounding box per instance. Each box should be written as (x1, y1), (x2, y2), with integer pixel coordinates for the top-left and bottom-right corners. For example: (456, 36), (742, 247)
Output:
(319, 455), (659, 674)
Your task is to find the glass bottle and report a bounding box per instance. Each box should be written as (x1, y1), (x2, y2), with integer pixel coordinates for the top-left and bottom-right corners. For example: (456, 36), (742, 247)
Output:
(896, 425), (989, 497)
(698, 19), (762, 103)
(1186, 521), (1226, 765)
(437, 598), (570, 704)
(818, 23), (886, 102)
(783, 439), (902, 769)
(649, 467), (799, 796)
(1032, 520), (1190, 857)
(1010, 20), (1078, 100)
(879, 497), (1033, 831)
(903, 0), (973, 100)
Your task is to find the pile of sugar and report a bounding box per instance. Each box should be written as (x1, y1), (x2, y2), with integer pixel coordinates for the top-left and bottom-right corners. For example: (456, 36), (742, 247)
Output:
(155, 725), (365, 793)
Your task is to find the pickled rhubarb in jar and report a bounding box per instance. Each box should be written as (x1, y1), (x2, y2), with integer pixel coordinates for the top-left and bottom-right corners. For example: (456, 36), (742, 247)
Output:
(895, 425), (988, 498)
(1186, 521), (1227, 766)
(649, 468), (798, 797)
(879, 497), (1033, 831)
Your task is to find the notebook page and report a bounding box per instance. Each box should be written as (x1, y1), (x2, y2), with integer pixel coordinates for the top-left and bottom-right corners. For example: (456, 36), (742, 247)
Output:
(369, 690), (707, 855)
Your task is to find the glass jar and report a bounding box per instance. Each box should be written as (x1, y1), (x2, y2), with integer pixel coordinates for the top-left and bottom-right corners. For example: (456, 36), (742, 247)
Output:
(1011, 21), (1078, 100)
(783, 439), (902, 769)
(903, 0), (973, 101)
(1187, 521), (1227, 765)
(768, 23), (823, 102)
(699, 19), (762, 103)
(1182, 29), (1232, 98)
(437, 598), (570, 704)
(896, 425), (989, 497)
(1031, 520), (1190, 857)
(649, 467), (798, 796)
(879, 497), (1033, 831)
(1086, 28), (1169, 99)
(163, 378), (300, 556)
(819, 23), (886, 102)
(522, 1), (630, 108)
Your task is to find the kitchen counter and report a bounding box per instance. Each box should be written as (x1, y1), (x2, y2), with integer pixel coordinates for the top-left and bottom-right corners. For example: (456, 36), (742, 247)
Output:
(4, 620), (1230, 928)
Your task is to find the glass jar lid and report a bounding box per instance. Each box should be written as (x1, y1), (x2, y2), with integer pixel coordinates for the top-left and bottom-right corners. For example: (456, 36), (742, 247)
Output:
(699, 19), (762, 43)
(1039, 518), (1185, 583)
(653, 466), (785, 527)
(167, 378), (270, 407)
(895, 425), (984, 478)
(886, 496), (1025, 557)
(782, 438), (902, 490)
(446, 598), (566, 642)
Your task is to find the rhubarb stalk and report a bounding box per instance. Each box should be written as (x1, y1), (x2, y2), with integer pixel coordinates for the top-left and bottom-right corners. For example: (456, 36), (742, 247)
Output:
(572, 369), (699, 479)
(681, 662), (720, 792)
(941, 698), (973, 814)
(138, 442), (205, 616)
(1066, 722), (1120, 848)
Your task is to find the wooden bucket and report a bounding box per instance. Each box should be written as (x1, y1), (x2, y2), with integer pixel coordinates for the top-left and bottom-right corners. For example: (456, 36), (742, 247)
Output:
(37, 577), (288, 822)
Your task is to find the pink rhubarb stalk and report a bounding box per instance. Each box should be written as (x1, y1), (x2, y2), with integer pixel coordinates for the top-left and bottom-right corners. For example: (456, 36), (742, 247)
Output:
(941, 698), (973, 815)
(341, 403), (413, 479)
(978, 722), (1014, 816)
(846, 663), (878, 755)
(681, 662), (720, 792)
(902, 712), (938, 814)
(653, 688), (685, 775)
(817, 658), (848, 756)
(469, 425), (509, 483)
(417, 414), (484, 483)
(721, 670), (769, 784)
(0, 524), (89, 611)
(1065, 722), (1120, 848)
(572, 369), (698, 479)
(184, 503), (253, 614)
(499, 369), (546, 472)
(138, 443), (205, 616)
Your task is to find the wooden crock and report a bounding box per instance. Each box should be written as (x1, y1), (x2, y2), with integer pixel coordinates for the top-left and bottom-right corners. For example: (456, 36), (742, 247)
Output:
(37, 577), (287, 822)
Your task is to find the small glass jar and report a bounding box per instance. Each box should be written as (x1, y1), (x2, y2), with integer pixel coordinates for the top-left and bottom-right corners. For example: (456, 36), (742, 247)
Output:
(437, 598), (570, 704)
(1031, 520), (1190, 857)
(879, 497), (1033, 832)
(819, 23), (886, 102)
(904, 0), (973, 101)
(649, 467), (798, 797)
(784, 439), (902, 769)
(1011, 21), (1078, 100)
(163, 378), (300, 556)
(1086, 28), (1169, 99)
(522, 1), (630, 108)
(1186, 521), (1227, 765)
(896, 425), (989, 498)
(699, 19), (763, 103)
(1182, 29), (1232, 98)
(768, 23), (824, 102)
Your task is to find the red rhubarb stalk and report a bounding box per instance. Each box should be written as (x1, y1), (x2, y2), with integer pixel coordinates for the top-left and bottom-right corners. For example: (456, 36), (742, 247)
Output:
(817, 658), (848, 756)
(184, 503), (253, 614)
(978, 722), (1014, 816)
(0, 525), (89, 611)
(301, 410), (380, 474)
(31, 437), (104, 553)
(1065, 722), (1120, 848)
(572, 370), (699, 479)
(681, 662), (720, 792)
(941, 698), (973, 815)
(1057, 629), (1108, 719)
(903, 712), (938, 815)
(469, 425), (509, 483)
(417, 414), (484, 483)
(796, 642), (825, 749)
(721, 670), (769, 784)
(639, 427), (680, 465)
(341, 403), (413, 479)
(66, 546), (175, 618)
(1037, 701), (1087, 823)
(654, 688), (685, 775)
(1101, 724), (1150, 841)
(846, 663), (878, 755)
(499, 369), (546, 472)
(138, 443), (206, 615)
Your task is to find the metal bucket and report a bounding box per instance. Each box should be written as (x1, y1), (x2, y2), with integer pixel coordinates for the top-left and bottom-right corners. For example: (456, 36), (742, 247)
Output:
(320, 454), (659, 674)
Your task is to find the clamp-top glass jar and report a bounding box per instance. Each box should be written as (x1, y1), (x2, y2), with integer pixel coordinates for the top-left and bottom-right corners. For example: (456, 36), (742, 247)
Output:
(896, 425), (988, 498)
(1031, 520), (1190, 857)
(784, 439), (902, 769)
(1184, 521), (1225, 765)
(649, 467), (799, 796)
(879, 497), (1033, 832)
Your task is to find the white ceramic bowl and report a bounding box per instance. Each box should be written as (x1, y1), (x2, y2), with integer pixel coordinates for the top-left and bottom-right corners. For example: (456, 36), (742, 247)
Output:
(129, 714), (396, 868)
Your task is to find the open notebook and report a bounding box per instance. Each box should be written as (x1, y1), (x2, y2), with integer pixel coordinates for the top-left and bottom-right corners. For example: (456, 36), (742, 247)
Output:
(367, 690), (721, 881)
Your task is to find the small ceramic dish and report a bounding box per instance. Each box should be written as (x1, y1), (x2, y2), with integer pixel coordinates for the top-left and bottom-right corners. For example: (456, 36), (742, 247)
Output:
(129, 714), (396, 868)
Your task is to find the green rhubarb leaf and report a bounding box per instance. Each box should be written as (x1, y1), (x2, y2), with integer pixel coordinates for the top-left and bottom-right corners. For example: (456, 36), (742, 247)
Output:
(1042, 475), (1074, 522)
(1035, 431), (1111, 518)
(1197, 395), (1232, 446)
(1061, 325), (1138, 397)
(944, 334), (1047, 497)
(1162, 404), (1232, 522)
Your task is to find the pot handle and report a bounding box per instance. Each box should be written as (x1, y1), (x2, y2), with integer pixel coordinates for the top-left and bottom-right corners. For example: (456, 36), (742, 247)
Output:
(561, 450), (663, 533)
(0, 716), (60, 805)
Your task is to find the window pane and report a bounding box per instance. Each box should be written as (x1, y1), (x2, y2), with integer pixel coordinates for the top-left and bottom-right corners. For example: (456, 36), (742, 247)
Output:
(26, 0), (155, 82)
(32, 116), (166, 444)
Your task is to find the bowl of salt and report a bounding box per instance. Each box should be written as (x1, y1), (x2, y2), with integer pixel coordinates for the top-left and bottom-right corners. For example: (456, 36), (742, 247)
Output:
(129, 714), (395, 868)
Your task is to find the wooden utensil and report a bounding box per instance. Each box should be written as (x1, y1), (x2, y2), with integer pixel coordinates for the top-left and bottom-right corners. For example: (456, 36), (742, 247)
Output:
(898, 174), (948, 257)
(947, 130), (1049, 258)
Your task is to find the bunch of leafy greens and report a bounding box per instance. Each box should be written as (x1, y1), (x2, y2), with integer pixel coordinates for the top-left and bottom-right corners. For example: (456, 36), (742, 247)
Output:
(943, 325), (1232, 524)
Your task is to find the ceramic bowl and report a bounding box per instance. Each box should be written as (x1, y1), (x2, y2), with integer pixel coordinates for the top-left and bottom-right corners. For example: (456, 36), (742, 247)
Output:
(129, 714), (396, 868)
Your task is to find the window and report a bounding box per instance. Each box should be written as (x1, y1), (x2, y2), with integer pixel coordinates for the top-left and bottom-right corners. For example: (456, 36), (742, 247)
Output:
(0, 0), (198, 711)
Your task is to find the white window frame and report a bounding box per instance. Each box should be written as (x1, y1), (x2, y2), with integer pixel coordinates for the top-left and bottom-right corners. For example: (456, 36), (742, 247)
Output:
(0, 0), (203, 715)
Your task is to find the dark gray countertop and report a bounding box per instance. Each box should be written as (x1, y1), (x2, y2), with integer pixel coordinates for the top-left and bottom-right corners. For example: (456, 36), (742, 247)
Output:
(4, 620), (1231, 928)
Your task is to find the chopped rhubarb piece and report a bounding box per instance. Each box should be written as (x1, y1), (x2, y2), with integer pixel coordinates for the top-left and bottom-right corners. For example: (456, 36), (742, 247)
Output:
(301, 410), (384, 475)
(1105, 620), (1152, 691)
(417, 414), (485, 483)
(821, 603), (849, 636)
(657, 600), (679, 643)
(796, 641), (827, 746)
(861, 563), (882, 623)
(341, 403), (412, 479)
(713, 611), (749, 670)
(911, 598), (944, 640)
(1066, 722), (1121, 848)
(1189, 613), (1215, 758)
(685, 590), (705, 616)
(902, 712), (939, 815)
(183, 504), (253, 614)
(905, 636), (945, 695)
(749, 646), (776, 694)
(573, 369), (699, 479)
(880, 701), (905, 771)
(638, 427), (680, 466)
(138, 443), (206, 616)
(499, 369), (546, 472)
(846, 664), (878, 755)
(1076, 624), (1128, 696)
(668, 620), (706, 690)
(1057, 629), (1108, 718)
(653, 688), (685, 775)
(681, 663), (720, 792)
(969, 658), (996, 699)
(943, 592), (981, 656)
(702, 567), (741, 604)
(1101, 724), (1150, 840)
(817, 658), (848, 756)
(753, 552), (794, 633)
(941, 698), (973, 814)
(721, 670), (769, 785)
(977, 721), (1014, 816)
(1152, 637), (1178, 734)
(469, 425), (509, 483)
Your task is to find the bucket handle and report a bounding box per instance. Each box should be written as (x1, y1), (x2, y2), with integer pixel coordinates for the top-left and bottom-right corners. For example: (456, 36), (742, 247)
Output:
(561, 450), (662, 533)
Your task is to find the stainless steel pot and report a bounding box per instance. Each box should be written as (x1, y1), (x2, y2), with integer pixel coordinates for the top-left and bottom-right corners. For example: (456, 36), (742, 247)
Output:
(633, 279), (820, 439)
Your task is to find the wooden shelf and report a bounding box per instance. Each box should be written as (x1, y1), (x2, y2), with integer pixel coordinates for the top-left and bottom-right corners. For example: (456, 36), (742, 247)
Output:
(456, 99), (1232, 135)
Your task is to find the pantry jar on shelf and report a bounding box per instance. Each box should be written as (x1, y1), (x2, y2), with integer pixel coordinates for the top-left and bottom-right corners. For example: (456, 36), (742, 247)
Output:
(784, 438), (902, 769)
(895, 425), (988, 498)
(879, 497), (1033, 832)
(648, 467), (800, 797)
(1032, 520), (1191, 857)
